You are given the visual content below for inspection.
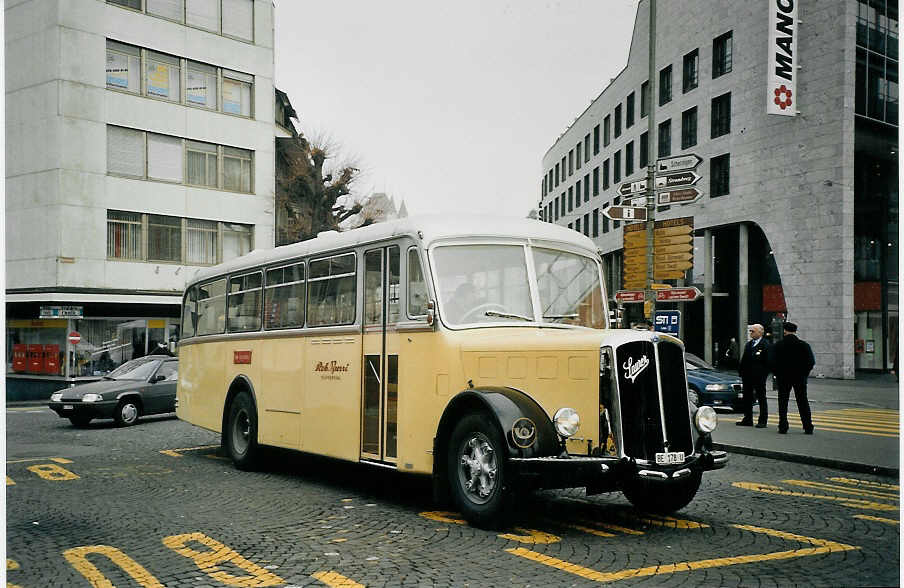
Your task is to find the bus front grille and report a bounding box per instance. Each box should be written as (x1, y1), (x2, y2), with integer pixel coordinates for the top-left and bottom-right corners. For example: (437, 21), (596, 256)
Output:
(614, 340), (693, 461)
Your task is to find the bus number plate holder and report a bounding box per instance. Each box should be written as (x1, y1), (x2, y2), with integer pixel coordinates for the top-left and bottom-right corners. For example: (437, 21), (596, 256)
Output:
(655, 451), (685, 465)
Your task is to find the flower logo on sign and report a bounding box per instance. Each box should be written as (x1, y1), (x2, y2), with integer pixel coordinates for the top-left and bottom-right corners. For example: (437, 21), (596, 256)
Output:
(773, 85), (792, 110)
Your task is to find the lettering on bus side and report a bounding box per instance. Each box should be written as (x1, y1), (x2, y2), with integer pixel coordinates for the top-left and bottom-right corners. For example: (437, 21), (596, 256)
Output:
(315, 360), (351, 380)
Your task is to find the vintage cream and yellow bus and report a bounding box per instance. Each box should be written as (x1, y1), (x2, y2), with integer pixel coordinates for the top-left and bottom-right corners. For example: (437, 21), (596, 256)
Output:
(177, 215), (726, 525)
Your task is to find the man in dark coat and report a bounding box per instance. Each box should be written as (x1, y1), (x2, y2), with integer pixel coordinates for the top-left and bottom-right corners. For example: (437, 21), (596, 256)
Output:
(737, 323), (770, 427)
(770, 321), (815, 434)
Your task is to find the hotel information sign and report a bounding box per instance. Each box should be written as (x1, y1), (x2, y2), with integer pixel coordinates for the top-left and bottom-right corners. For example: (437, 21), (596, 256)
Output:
(40, 306), (84, 319)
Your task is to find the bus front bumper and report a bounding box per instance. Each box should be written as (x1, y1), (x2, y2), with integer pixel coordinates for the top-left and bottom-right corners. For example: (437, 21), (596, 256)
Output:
(508, 450), (728, 492)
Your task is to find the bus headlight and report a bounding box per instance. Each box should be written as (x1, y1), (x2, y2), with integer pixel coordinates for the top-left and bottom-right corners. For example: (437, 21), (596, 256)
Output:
(694, 406), (718, 433)
(553, 407), (580, 438)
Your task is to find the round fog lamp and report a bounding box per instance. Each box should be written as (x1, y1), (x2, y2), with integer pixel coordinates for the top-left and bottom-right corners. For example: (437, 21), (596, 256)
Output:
(695, 406), (718, 433)
(553, 407), (580, 438)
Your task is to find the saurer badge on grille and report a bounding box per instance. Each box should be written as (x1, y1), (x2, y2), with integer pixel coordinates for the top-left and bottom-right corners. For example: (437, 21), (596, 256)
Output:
(622, 355), (650, 383)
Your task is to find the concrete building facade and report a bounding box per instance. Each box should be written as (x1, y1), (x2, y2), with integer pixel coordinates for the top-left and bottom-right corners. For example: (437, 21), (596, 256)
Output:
(539, 0), (898, 379)
(6, 0), (279, 397)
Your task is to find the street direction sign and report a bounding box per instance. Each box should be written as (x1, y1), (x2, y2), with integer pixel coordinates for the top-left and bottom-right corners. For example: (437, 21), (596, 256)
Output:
(653, 271), (687, 280)
(618, 179), (648, 196)
(629, 196), (648, 207)
(604, 205), (647, 221)
(656, 154), (702, 173)
(654, 234), (693, 246)
(654, 260), (693, 272)
(658, 187), (701, 205)
(655, 224), (693, 237)
(654, 171), (701, 189)
(614, 290), (645, 303)
(655, 243), (693, 255)
(655, 286), (702, 302)
(656, 252), (693, 263)
(624, 232), (648, 247)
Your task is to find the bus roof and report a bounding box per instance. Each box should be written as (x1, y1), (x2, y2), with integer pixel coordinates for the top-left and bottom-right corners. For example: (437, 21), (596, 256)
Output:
(186, 214), (599, 287)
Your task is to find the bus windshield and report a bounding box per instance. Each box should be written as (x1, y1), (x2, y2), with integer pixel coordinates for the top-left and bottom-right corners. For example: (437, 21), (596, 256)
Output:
(432, 244), (605, 328)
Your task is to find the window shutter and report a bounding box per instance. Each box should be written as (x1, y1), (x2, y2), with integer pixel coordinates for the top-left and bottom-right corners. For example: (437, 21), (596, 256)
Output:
(147, 133), (183, 182)
(186, 0), (218, 31)
(107, 126), (145, 177)
(147, 0), (183, 21)
(222, 0), (253, 41)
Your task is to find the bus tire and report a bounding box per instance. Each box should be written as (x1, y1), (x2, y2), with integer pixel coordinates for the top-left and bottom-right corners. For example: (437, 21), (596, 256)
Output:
(225, 391), (260, 470)
(622, 470), (702, 514)
(447, 413), (511, 528)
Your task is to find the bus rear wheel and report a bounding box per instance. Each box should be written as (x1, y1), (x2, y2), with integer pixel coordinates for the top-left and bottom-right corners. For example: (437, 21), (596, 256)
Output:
(225, 391), (260, 470)
(447, 413), (511, 528)
(622, 470), (702, 514)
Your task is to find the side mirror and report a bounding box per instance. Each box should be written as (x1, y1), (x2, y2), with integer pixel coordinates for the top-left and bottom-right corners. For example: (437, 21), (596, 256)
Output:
(151, 374), (165, 383)
(426, 299), (435, 326)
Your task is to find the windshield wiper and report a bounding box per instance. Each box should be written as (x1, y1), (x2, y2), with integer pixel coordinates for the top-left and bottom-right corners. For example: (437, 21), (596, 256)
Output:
(543, 313), (579, 319)
(485, 310), (532, 321)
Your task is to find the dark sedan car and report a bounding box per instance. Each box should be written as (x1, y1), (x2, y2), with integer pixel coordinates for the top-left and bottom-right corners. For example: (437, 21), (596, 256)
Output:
(685, 352), (744, 412)
(48, 355), (178, 427)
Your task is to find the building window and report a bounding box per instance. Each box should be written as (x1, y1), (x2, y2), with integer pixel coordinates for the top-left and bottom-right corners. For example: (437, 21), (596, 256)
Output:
(592, 209), (599, 237)
(583, 213), (590, 237)
(584, 134), (591, 162)
(568, 187), (573, 211)
(640, 131), (649, 168)
(641, 80), (650, 117)
(683, 49), (699, 93)
(626, 92), (635, 128)
(625, 141), (634, 176)
(659, 65), (672, 105)
(576, 143), (582, 170)
(569, 150), (574, 176)
(108, 211), (252, 265)
(593, 166), (599, 195)
(112, 0), (254, 42)
(613, 150), (621, 183)
(681, 107), (698, 149)
(554, 197), (560, 221)
(560, 193), (566, 216)
(108, 125), (254, 193)
(583, 173), (590, 202)
(561, 157), (566, 180)
(603, 209), (610, 234)
(555, 163), (560, 186)
(612, 196), (621, 229)
(711, 92), (731, 138)
(710, 153), (730, 197)
(603, 159), (610, 190)
(106, 39), (254, 117)
(614, 104), (622, 138)
(593, 125), (600, 154)
(575, 181), (581, 208)
(713, 31), (733, 78)
(110, 0), (141, 8)
(603, 115), (611, 147)
(658, 119), (671, 158)
(575, 217), (581, 233)
(147, 0), (183, 20)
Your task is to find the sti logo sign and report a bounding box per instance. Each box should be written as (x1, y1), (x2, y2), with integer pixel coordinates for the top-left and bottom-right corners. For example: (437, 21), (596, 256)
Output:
(768, 0), (798, 116)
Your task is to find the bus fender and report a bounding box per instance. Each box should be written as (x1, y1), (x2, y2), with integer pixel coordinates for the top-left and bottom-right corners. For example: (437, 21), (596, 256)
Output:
(436, 386), (560, 461)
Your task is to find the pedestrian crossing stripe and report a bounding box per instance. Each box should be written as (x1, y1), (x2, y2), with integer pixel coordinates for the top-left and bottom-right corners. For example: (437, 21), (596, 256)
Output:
(507, 524), (859, 583)
(764, 408), (899, 438)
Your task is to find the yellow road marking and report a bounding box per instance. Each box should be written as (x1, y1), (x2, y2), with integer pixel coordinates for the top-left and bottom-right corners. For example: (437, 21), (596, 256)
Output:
(733, 482), (898, 511)
(312, 570), (365, 588)
(159, 444), (219, 458)
(7, 456), (69, 464)
(498, 527), (561, 544)
(853, 514), (899, 525)
(419, 511), (466, 524)
(27, 463), (79, 481)
(203, 453), (230, 461)
(629, 513), (709, 529)
(562, 523), (616, 537)
(50, 457), (74, 464)
(331, 538), (348, 543)
(163, 532), (285, 587)
(7, 559), (19, 570)
(6, 476), (14, 486)
(781, 479), (898, 501)
(64, 545), (165, 588)
(830, 477), (899, 491)
(507, 524), (858, 583)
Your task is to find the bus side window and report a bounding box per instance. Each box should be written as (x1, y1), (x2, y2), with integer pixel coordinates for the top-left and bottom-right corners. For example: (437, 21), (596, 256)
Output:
(197, 279), (227, 335)
(181, 286), (198, 338)
(227, 272), (262, 332)
(308, 253), (356, 327)
(407, 248), (428, 318)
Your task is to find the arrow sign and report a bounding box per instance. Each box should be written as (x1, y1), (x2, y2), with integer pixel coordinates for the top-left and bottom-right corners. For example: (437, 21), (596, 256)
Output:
(618, 179), (648, 196)
(614, 290), (645, 303)
(654, 234), (693, 246)
(655, 286), (702, 302)
(655, 171), (701, 189)
(656, 154), (702, 173)
(655, 224), (693, 237)
(653, 271), (688, 280)
(654, 261), (693, 272)
(658, 188), (701, 205)
(656, 252), (693, 263)
(604, 205), (647, 221)
(655, 243), (693, 255)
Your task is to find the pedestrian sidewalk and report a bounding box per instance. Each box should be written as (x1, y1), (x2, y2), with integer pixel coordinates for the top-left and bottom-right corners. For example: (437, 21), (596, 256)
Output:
(713, 373), (900, 477)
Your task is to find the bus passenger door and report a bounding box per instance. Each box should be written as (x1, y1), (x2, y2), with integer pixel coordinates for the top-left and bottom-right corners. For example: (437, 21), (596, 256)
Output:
(362, 245), (401, 465)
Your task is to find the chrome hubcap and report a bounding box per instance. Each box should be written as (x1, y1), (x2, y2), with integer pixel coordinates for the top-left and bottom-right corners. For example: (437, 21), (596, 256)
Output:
(457, 433), (497, 504)
(121, 403), (138, 423)
(232, 408), (250, 455)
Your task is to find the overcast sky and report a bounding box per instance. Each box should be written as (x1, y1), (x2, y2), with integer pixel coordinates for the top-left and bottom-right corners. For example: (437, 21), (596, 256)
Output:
(274, 0), (640, 218)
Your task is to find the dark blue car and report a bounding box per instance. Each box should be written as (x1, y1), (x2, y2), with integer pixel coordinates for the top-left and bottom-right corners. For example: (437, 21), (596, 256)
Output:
(685, 352), (744, 412)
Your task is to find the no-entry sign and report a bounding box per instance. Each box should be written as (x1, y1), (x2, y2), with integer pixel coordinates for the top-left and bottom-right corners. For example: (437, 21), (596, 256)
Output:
(68, 331), (81, 345)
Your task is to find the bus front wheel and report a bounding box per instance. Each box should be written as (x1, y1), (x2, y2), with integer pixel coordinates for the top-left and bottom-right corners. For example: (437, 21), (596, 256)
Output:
(447, 413), (511, 528)
(225, 391), (260, 470)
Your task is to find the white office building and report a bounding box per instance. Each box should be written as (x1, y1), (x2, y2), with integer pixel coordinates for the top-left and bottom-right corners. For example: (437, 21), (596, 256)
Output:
(6, 0), (280, 398)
